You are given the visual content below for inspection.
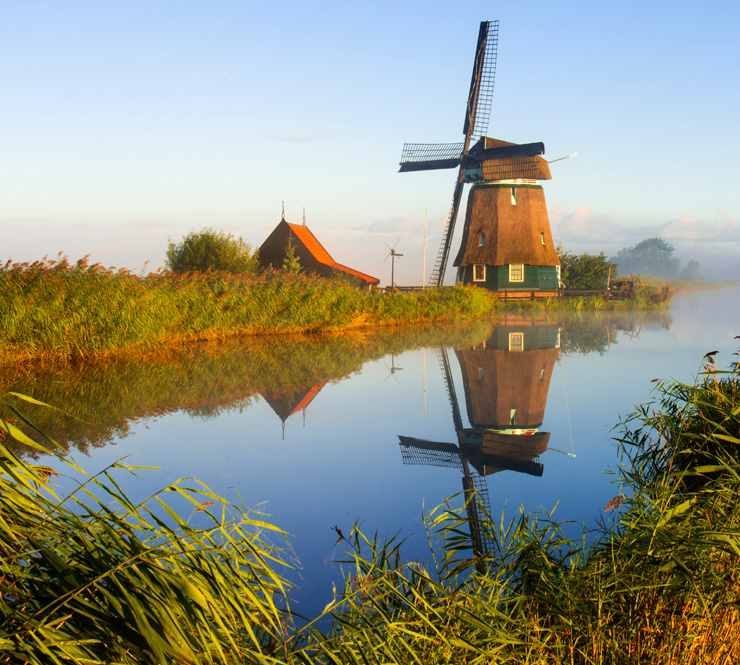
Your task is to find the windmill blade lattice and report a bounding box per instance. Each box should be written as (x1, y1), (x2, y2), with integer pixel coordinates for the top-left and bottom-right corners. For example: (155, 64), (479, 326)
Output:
(399, 142), (464, 172)
(465, 20), (499, 144)
(429, 21), (498, 287)
(398, 21), (500, 287)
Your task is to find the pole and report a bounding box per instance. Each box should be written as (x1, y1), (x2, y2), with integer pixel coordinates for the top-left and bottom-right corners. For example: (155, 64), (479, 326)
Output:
(423, 209), (427, 288)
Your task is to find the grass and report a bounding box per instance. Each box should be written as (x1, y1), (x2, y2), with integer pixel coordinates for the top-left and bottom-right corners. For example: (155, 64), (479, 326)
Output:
(2, 348), (739, 662)
(0, 257), (496, 367)
(641, 275), (740, 292)
(1, 256), (675, 368)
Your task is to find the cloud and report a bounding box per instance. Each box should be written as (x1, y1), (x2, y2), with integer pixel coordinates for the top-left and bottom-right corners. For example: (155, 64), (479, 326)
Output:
(662, 215), (740, 245)
(355, 214), (426, 236)
(551, 207), (740, 280)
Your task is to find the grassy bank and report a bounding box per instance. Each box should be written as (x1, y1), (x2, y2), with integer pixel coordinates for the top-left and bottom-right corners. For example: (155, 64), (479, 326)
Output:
(1, 349), (738, 663)
(642, 275), (740, 292)
(0, 257), (496, 366)
(1, 257), (679, 367)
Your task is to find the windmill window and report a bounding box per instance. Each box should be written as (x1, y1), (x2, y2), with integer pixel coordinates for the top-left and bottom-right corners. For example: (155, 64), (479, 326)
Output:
(510, 409), (517, 427)
(511, 188), (517, 205)
(509, 264), (524, 282)
(541, 232), (546, 246)
(473, 264), (486, 282)
(479, 232), (485, 247)
(478, 367), (484, 381)
(509, 332), (524, 352)
(540, 368), (545, 381)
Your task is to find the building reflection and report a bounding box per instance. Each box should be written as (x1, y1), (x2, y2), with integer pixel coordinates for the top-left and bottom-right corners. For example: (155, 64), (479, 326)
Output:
(399, 316), (561, 566)
(261, 381), (328, 438)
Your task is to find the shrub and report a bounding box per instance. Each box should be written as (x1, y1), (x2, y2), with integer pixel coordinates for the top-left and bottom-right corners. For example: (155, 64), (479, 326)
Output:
(559, 250), (618, 289)
(165, 228), (258, 273)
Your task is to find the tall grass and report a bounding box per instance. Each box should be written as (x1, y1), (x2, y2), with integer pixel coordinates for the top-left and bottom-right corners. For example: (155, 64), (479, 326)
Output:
(0, 396), (298, 664)
(0, 257), (496, 366)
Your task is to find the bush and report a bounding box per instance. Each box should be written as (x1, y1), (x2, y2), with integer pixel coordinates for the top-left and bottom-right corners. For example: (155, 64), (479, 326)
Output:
(165, 228), (258, 273)
(560, 250), (617, 289)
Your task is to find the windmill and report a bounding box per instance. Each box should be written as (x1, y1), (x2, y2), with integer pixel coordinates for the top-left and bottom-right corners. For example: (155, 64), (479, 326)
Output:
(399, 21), (560, 294)
(398, 319), (560, 566)
(383, 240), (404, 290)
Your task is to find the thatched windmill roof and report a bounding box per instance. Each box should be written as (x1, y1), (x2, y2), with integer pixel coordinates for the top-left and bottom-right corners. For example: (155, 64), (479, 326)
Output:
(453, 185), (560, 267)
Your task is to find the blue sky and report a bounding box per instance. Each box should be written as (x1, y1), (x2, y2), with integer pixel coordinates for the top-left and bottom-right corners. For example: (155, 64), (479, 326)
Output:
(2, 0), (739, 282)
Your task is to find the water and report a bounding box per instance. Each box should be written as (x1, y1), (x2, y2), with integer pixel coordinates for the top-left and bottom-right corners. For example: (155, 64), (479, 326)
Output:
(7, 286), (740, 617)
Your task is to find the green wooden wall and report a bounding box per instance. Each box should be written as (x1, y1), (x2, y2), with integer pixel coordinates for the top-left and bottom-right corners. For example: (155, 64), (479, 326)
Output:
(459, 264), (559, 291)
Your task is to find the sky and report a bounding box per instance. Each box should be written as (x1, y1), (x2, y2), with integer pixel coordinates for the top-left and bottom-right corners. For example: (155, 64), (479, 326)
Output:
(2, 0), (739, 283)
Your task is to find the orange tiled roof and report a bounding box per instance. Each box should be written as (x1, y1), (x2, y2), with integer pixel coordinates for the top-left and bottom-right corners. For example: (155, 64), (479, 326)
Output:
(286, 222), (378, 284)
(289, 381), (327, 416)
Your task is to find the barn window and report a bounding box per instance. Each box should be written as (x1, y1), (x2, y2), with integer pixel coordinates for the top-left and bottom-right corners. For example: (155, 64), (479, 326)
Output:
(479, 232), (485, 247)
(473, 264), (486, 282)
(509, 332), (524, 352)
(509, 264), (524, 282)
(511, 187), (517, 205)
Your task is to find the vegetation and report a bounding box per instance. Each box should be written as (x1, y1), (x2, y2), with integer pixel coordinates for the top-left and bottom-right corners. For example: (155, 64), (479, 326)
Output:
(2, 348), (738, 663)
(559, 250), (618, 289)
(165, 227), (259, 273)
(281, 236), (303, 275)
(610, 236), (707, 282)
(0, 256), (495, 367)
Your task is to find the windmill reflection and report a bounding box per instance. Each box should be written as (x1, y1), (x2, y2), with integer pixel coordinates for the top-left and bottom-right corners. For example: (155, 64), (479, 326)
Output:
(399, 317), (561, 567)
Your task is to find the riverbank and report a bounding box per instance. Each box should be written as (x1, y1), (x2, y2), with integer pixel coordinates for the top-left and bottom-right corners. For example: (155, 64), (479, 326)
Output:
(2, 348), (737, 663)
(0, 258), (496, 367)
(1, 257), (671, 367)
(643, 275), (740, 292)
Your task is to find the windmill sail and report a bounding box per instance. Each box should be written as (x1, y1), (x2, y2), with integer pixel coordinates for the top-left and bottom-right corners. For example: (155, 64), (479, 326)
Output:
(431, 21), (498, 287)
(464, 21), (498, 144)
(399, 142), (464, 172)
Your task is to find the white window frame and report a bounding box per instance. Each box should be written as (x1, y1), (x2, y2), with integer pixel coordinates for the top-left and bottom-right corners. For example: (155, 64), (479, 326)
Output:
(509, 332), (524, 352)
(509, 263), (524, 282)
(473, 264), (486, 282)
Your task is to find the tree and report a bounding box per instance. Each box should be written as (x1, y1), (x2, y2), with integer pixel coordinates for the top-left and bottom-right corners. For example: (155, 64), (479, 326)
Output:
(165, 228), (258, 273)
(610, 238), (680, 279)
(678, 259), (704, 281)
(281, 236), (303, 275)
(559, 251), (618, 289)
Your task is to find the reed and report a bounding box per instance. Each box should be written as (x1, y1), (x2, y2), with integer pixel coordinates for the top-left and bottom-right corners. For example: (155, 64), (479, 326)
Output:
(0, 257), (495, 367)
(3, 341), (737, 662)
